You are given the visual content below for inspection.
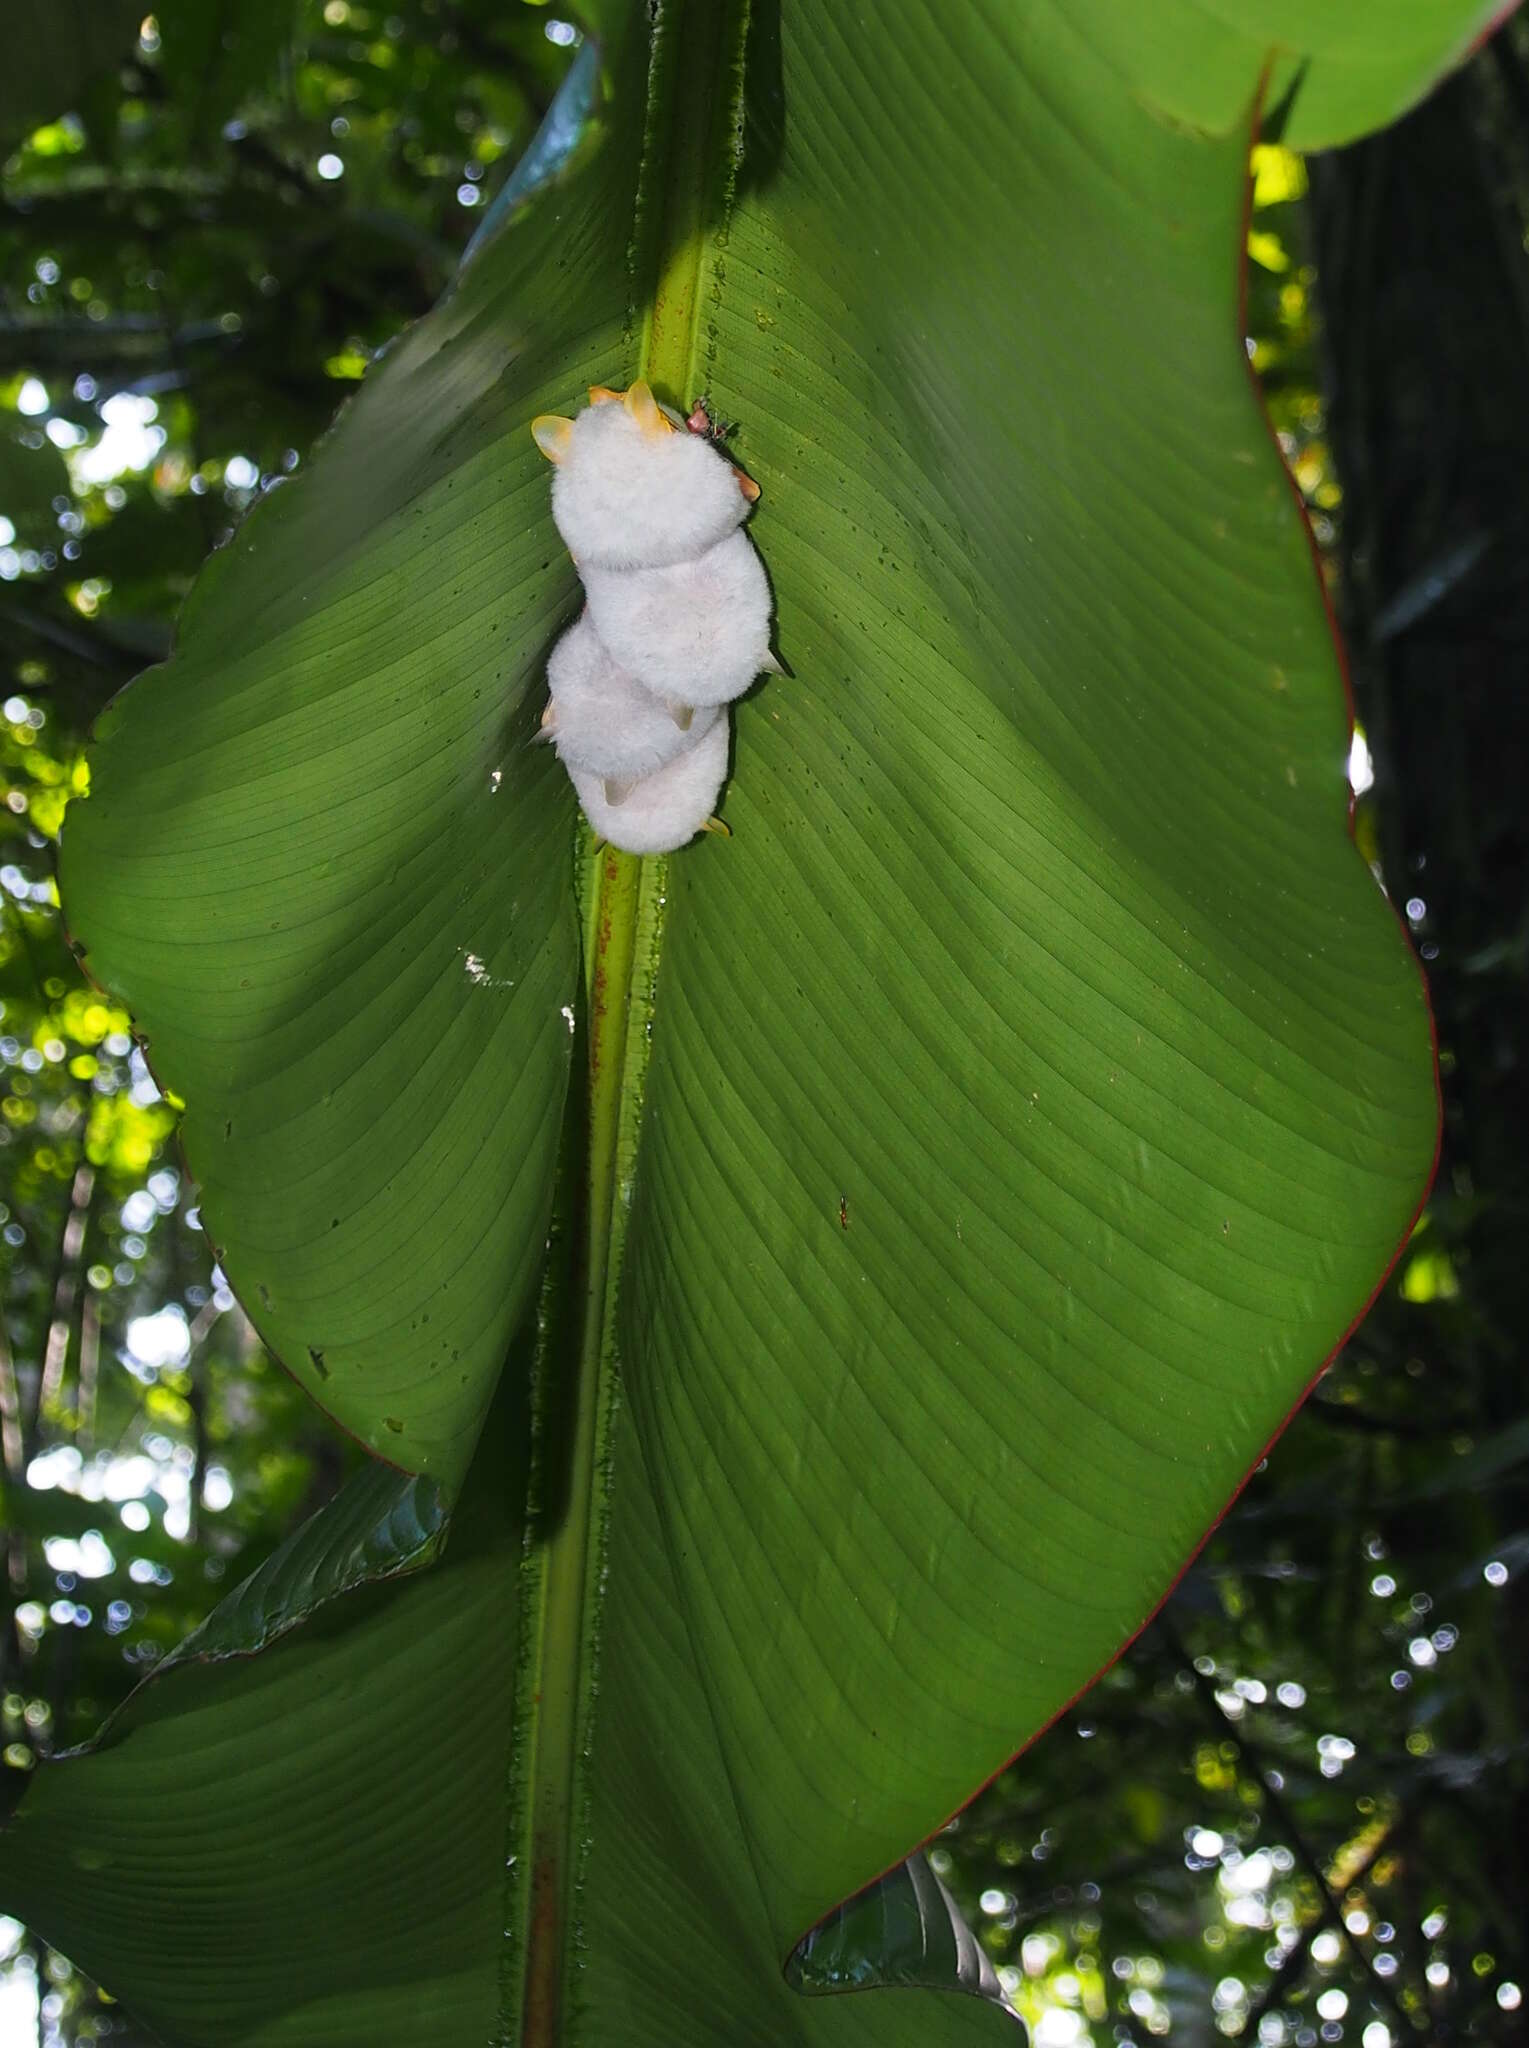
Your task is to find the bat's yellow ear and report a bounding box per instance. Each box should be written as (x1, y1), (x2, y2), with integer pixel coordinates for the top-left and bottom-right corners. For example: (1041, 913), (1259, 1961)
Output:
(531, 414), (575, 464)
(733, 467), (761, 503)
(623, 379), (672, 436)
(588, 385), (622, 405)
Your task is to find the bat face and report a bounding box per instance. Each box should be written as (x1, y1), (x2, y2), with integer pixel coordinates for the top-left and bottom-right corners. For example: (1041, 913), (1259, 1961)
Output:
(533, 382), (758, 570)
(530, 381), (783, 854)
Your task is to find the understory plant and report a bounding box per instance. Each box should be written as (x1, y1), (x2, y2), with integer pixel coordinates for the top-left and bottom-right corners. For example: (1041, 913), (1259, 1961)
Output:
(2, 1), (1494, 2040)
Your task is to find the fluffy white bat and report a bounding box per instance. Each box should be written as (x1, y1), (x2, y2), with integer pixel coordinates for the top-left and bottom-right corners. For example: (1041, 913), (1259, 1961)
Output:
(531, 380), (779, 852)
(542, 611), (722, 782)
(566, 715), (730, 856)
(582, 530), (777, 709)
(533, 378), (758, 569)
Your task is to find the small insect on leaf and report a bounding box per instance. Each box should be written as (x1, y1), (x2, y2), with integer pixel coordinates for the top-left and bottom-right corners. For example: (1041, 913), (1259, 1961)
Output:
(685, 396), (734, 441)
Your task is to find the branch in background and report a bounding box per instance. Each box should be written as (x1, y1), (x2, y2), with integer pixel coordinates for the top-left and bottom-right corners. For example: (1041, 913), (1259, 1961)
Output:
(224, 128), (324, 203)
(0, 602), (154, 673)
(73, 1291), (100, 1457)
(0, 1314), (31, 1723)
(2, 895), (53, 1008)
(0, 309), (172, 348)
(174, 1206), (213, 1547)
(186, 1353), (208, 1549)
(28, 1162), (95, 1464)
(0, 1313), (23, 1486)
(1304, 1397), (1448, 1440)
(1238, 1819), (1399, 2041)
(1157, 1616), (1423, 2040)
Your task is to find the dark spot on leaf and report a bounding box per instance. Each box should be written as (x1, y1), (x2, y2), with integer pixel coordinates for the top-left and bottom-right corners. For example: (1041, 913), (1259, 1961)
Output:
(384, 1416), (404, 1434)
(308, 1347), (329, 1379)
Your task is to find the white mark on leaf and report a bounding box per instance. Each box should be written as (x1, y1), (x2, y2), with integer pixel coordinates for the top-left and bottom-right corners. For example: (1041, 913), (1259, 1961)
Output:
(463, 951), (514, 990)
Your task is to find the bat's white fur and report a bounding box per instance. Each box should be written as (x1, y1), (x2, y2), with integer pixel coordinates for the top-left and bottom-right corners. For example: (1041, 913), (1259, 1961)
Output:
(546, 613), (721, 779)
(535, 383), (782, 852)
(582, 530), (773, 707)
(568, 715), (730, 854)
(551, 402), (750, 570)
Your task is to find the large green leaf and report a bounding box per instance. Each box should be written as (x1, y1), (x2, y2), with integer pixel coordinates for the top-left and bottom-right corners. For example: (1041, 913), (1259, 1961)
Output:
(0, 428), (71, 545)
(1, 1371), (1012, 2045)
(612, 0), (1441, 1951)
(1067, 0), (1514, 147)
(57, 21), (622, 1475)
(9, 0), (1466, 2039)
(0, 1461), (510, 2045)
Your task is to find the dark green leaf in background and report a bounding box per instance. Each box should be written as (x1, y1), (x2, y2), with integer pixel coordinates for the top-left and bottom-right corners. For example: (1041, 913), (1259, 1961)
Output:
(0, 1436), (519, 2044)
(0, 0), (141, 155)
(0, 428), (71, 547)
(158, 0), (302, 147)
(1065, 0), (1511, 147)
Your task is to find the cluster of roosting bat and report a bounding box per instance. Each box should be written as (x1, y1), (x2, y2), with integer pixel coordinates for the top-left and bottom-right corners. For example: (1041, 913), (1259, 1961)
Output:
(531, 381), (781, 852)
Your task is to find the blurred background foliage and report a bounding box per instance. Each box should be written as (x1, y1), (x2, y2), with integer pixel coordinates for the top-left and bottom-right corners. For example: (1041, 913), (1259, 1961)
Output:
(0, 5), (1523, 2045)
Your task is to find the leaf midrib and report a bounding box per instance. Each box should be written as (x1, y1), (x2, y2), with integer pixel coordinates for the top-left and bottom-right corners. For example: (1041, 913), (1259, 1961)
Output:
(508, 5), (747, 2040)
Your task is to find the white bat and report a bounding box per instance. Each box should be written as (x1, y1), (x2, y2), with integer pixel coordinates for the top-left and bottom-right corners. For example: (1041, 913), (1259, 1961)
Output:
(531, 380), (782, 852)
